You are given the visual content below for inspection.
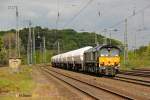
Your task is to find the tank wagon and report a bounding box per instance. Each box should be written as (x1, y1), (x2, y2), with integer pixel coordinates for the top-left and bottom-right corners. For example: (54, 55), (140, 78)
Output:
(51, 45), (121, 76)
(51, 46), (92, 70)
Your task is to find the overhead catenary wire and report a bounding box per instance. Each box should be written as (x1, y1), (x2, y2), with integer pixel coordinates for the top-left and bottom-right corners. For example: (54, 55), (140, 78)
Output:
(96, 4), (150, 51)
(101, 4), (150, 32)
(98, 4), (150, 65)
(62, 0), (94, 29)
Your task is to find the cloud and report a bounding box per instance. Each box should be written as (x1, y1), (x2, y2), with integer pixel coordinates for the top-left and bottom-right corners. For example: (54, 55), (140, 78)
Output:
(0, 0), (150, 48)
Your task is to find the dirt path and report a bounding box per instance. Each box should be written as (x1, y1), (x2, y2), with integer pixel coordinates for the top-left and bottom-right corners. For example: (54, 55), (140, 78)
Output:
(31, 66), (93, 100)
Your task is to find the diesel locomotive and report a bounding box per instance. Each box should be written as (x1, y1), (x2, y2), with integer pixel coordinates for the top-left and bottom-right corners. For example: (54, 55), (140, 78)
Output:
(51, 45), (121, 76)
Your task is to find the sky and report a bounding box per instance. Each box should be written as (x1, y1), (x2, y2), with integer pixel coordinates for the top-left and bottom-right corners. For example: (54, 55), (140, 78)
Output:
(0, 0), (150, 49)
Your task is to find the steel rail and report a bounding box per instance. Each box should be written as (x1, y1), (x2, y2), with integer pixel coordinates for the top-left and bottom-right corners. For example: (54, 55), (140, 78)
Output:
(41, 67), (134, 100)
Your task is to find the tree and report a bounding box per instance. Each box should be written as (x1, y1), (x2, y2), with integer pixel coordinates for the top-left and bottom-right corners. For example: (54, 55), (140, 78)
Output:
(63, 40), (78, 51)
(0, 37), (3, 51)
(2, 33), (16, 49)
(0, 27), (123, 64)
(146, 44), (150, 59)
(0, 48), (7, 65)
(0, 36), (8, 65)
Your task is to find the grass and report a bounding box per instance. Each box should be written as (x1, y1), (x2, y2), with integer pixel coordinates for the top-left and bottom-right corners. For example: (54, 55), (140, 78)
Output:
(120, 52), (150, 71)
(0, 66), (35, 98)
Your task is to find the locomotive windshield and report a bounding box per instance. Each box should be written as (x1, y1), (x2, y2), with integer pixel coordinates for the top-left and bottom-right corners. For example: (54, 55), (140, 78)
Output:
(110, 48), (119, 56)
(100, 48), (109, 56)
(100, 48), (119, 56)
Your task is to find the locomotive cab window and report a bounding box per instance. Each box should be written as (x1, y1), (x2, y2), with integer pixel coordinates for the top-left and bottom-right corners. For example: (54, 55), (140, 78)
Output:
(100, 48), (119, 57)
(110, 48), (119, 56)
(100, 48), (109, 56)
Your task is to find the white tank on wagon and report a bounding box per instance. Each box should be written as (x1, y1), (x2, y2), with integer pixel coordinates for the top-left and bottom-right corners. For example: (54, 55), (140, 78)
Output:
(59, 46), (92, 64)
(62, 52), (72, 63)
(51, 55), (57, 63)
(61, 52), (69, 63)
(51, 46), (93, 67)
(58, 54), (62, 63)
(65, 51), (74, 64)
(53, 54), (60, 63)
(51, 56), (55, 63)
(70, 46), (93, 64)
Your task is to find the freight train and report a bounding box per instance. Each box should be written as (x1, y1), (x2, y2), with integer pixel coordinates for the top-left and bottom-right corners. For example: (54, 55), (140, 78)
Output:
(51, 45), (121, 76)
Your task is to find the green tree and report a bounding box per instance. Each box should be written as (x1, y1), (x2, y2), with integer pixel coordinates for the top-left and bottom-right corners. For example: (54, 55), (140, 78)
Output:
(0, 48), (7, 65)
(0, 37), (3, 51)
(0, 27), (123, 64)
(0, 37), (8, 65)
(146, 44), (150, 59)
(2, 33), (16, 49)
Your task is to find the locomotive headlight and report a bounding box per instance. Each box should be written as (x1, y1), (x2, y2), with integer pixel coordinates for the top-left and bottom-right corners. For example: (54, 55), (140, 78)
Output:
(102, 67), (106, 69)
(115, 66), (119, 69)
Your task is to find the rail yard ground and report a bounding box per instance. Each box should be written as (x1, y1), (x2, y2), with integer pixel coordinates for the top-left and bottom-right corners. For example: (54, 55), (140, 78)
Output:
(40, 64), (150, 100)
(0, 65), (92, 99)
(0, 65), (150, 100)
(32, 66), (92, 99)
(0, 66), (34, 99)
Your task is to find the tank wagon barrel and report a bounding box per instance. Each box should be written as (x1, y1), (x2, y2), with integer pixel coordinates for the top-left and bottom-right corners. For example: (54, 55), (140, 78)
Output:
(51, 46), (93, 70)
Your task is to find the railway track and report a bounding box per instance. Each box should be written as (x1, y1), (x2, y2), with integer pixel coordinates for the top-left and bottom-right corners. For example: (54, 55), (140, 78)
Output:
(113, 74), (150, 87)
(120, 69), (150, 77)
(39, 66), (100, 99)
(39, 66), (149, 100)
(39, 64), (150, 99)
(46, 64), (150, 86)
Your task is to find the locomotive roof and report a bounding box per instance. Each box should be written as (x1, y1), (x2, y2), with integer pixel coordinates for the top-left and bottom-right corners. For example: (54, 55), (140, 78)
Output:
(100, 45), (121, 50)
(84, 45), (121, 53)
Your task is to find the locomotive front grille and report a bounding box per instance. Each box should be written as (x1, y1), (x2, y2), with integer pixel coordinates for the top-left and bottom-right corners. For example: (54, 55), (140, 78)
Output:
(99, 56), (120, 67)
